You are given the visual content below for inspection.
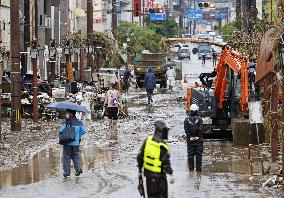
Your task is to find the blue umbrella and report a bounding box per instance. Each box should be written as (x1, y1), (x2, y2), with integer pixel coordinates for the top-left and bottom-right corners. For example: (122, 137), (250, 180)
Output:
(46, 101), (89, 113)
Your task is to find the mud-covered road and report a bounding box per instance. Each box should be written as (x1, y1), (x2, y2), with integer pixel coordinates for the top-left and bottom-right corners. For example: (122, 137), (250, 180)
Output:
(0, 49), (283, 197)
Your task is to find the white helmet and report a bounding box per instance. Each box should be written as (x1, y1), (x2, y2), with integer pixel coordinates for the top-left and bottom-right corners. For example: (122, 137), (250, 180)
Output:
(190, 104), (199, 111)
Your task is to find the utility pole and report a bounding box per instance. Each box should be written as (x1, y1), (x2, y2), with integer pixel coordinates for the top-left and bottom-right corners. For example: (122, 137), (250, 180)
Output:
(87, 0), (94, 74)
(80, 47), (84, 83)
(49, 38), (56, 79)
(112, 0), (117, 38)
(193, 0), (196, 34)
(142, 0), (145, 26)
(179, 0), (183, 28)
(189, 0), (192, 34)
(23, 0), (30, 71)
(31, 40), (38, 123)
(10, 0), (21, 131)
(236, 0), (241, 19)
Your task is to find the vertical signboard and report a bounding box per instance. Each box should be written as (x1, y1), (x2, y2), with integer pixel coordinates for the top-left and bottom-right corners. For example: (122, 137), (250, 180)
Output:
(133, 0), (141, 16)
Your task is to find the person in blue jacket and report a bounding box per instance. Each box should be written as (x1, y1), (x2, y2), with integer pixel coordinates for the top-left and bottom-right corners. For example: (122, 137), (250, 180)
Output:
(144, 67), (156, 105)
(59, 109), (86, 178)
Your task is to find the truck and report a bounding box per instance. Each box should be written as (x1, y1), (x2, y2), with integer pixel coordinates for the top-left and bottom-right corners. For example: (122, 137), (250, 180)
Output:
(134, 52), (167, 88)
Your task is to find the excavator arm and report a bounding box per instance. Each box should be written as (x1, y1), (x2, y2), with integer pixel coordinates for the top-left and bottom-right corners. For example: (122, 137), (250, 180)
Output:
(214, 47), (249, 113)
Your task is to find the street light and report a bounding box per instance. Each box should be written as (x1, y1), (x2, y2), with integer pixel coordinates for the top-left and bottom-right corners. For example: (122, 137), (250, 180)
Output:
(278, 44), (284, 67)
(95, 43), (102, 53)
(86, 39), (94, 55)
(95, 43), (102, 71)
(30, 40), (39, 122)
(64, 40), (74, 83)
(30, 47), (38, 59)
(64, 45), (71, 56)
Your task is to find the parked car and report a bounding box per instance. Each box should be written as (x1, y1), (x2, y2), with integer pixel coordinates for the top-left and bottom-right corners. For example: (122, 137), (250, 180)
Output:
(198, 34), (210, 40)
(178, 48), (191, 60)
(170, 44), (181, 53)
(183, 34), (192, 38)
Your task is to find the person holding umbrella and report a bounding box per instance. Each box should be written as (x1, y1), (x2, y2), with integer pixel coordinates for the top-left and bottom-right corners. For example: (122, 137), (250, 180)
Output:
(59, 109), (86, 178)
(47, 101), (88, 178)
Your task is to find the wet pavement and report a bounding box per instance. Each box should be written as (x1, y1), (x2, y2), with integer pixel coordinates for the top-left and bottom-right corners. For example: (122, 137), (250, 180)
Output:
(0, 50), (283, 197)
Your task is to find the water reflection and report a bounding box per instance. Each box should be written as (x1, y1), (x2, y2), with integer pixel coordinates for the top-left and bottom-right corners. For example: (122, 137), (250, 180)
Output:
(0, 145), (116, 189)
(203, 142), (263, 174)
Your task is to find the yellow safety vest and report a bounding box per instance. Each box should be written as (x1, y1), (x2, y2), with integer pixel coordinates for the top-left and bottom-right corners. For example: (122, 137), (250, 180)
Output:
(143, 136), (170, 173)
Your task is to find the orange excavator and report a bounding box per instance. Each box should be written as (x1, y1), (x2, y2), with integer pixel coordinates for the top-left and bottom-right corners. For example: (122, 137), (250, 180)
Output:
(187, 46), (251, 137)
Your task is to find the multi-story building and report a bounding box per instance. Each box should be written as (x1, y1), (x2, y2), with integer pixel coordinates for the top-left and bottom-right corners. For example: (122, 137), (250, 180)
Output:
(0, 0), (10, 72)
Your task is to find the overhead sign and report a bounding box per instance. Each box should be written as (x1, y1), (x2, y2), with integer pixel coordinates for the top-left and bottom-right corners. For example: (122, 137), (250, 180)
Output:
(216, 13), (226, 20)
(186, 9), (203, 20)
(149, 13), (166, 21)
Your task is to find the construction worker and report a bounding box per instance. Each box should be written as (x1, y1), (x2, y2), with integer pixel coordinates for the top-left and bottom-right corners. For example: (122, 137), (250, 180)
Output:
(166, 66), (176, 91)
(137, 121), (174, 198)
(184, 104), (203, 172)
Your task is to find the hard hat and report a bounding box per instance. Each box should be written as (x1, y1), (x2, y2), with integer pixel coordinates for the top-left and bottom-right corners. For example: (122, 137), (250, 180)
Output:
(154, 120), (169, 140)
(190, 104), (199, 111)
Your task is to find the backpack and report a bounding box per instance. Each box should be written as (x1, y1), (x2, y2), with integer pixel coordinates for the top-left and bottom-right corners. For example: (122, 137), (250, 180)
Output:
(59, 121), (75, 145)
(110, 91), (118, 106)
(186, 117), (200, 137)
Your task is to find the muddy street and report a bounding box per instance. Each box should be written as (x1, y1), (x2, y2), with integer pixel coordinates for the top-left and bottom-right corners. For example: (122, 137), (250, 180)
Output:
(0, 55), (283, 197)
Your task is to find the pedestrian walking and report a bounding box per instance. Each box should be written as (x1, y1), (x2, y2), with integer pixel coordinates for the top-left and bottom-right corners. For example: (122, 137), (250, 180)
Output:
(59, 109), (86, 178)
(123, 68), (133, 94)
(212, 50), (218, 67)
(184, 104), (203, 172)
(144, 67), (156, 105)
(104, 83), (121, 130)
(201, 52), (206, 66)
(137, 121), (174, 198)
(166, 66), (176, 91)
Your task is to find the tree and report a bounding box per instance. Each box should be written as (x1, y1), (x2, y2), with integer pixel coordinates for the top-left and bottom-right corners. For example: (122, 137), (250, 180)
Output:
(117, 21), (162, 60)
(146, 16), (182, 38)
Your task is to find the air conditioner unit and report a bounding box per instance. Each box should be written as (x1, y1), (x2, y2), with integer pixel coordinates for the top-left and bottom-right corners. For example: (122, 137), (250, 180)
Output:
(45, 17), (51, 27)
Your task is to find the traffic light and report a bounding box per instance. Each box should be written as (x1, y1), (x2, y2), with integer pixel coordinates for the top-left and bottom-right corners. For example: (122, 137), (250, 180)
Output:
(148, 8), (165, 13)
(158, 8), (164, 13)
(149, 8), (155, 13)
(197, 2), (215, 9)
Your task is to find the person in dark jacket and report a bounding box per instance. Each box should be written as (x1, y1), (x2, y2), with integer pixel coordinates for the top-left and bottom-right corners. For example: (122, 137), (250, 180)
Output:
(137, 121), (174, 198)
(144, 67), (156, 105)
(59, 109), (86, 177)
(184, 104), (203, 172)
(123, 68), (133, 94)
(212, 49), (218, 67)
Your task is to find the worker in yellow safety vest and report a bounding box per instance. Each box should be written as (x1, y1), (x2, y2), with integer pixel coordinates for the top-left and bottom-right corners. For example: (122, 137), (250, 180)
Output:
(137, 121), (174, 198)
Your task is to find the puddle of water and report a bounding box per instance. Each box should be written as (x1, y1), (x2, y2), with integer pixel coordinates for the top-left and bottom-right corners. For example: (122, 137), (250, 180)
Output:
(0, 145), (116, 190)
(203, 142), (263, 175)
